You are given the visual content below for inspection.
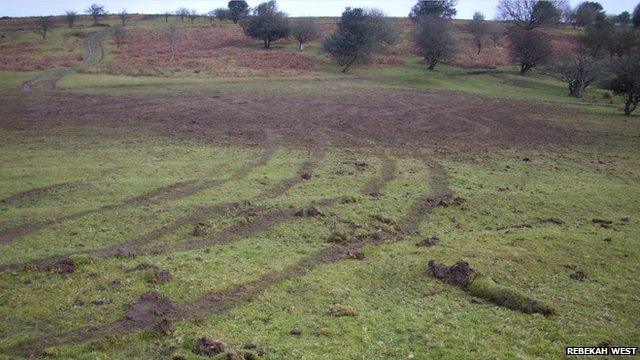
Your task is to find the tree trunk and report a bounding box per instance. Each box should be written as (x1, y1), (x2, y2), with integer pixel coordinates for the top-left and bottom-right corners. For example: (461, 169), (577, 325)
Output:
(624, 94), (638, 116)
(477, 44), (481, 54)
(298, 41), (303, 51)
(428, 59), (437, 70)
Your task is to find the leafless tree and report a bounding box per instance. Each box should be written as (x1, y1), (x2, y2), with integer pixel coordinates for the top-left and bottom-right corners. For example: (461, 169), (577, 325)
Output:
(86, 4), (107, 26)
(468, 12), (488, 54)
(163, 12), (171, 22)
(489, 21), (505, 47)
(34, 16), (52, 39)
(119, 9), (129, 26)
(551, 54), (605, 97)
(188, 9), (199, 24)
(214, 8), (231, 23)
(414, 15), (458, 69)
(291, 17), (321, 51)
(65, 11), (77, 28)
(497, 0), (561, 29)
(113, 25), (126, 48)
(507, 27), (550, 74)
(176, 7), (189, 22)
(165, 26), (180, 62)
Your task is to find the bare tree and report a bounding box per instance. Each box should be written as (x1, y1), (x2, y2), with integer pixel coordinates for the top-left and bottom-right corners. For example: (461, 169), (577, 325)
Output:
(165, 26), (180, 62)
(507, 27), (550, 74)
(65, 11), (77, 28)
(469, 12), (488, 54)
(34, 16), (52, 39)
(188, 9), (199, 24)
(176, 7), (189, 22)
(119, 9), (129, 26)
(214, 8), (231, 23)
(291, 17), (321, 51)
(113, 25), (126, 48)
(414, 15), (458, 69)
(489, 21), (505, 47)
(163, 12), (171, 22)
(551, 54), (605, 97)
(86, 4), (107, 26)
(497, 0), (561, 29)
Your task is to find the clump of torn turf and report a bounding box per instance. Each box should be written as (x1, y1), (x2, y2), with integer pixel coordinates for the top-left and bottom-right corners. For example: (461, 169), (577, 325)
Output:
(427, 260), (556, 315)
(194, 337), (227, 356)
(570, 270), (587, 281)
(417, 236), (440, 247)
(327, 223), (351, 243)
(295, 206), (323, 218)
(36, 256), (77, 274)
(329, 304), (358, 317)
(150, 269), (171, 284)
(193, 222), (208, 236)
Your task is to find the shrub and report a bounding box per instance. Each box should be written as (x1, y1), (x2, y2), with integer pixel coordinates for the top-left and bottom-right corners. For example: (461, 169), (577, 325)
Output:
(291, 17), (321, 51)
(602, 55), (640, 115)
(324, 7), (397, 72)
(241, 1), (289, 49)
(413, 15), (457, 69)
(550, 54), (605, 97)
(228, 0), (250, 24)
(507, 27), (550, 74)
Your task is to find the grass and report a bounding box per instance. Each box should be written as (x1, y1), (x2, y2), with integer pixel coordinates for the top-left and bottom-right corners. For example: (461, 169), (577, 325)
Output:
(0, 14), (639, 360)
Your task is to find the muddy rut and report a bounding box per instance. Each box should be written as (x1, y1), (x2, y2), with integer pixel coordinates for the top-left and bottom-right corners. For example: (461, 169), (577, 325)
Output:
(6, 154), (452, 357)
(0, 144), (279, 245)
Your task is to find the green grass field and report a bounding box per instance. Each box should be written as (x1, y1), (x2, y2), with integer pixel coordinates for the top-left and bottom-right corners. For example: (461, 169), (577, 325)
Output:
(0, 14), (639, 360)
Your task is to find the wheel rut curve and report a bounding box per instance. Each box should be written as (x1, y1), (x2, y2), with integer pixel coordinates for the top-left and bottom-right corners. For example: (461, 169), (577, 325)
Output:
(5, 154), (453, 358)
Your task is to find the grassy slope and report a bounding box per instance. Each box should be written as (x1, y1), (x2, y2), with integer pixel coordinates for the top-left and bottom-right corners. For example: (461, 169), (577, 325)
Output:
(0, 16), (639, 360)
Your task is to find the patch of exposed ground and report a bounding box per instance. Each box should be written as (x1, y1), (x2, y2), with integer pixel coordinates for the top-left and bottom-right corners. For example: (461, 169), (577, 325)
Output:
(0, 182), (83, 206)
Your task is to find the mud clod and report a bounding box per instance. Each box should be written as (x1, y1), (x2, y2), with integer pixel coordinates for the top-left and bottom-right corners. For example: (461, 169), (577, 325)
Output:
(226, 351), (245, 360)
(543, 217), (565, 225)
(427, 260), (477, 289)
(193, 223), (208, 237)
(113, 247), (137, 258)
(427, 260), (555, 315)
(592, 218), (612, 225)
(570, 270), (587, 281)
(151, 269), (171, 284)
(329, 304), (358, 317)
(124, 291), (175, 331)
(195, 337), (227, 357)
(290, 328), (302, 336)
(347, 250), (365, 260)
(295, 206), (323, 218)
(417, 236), (440, 247)
(300, 172), (312, 181)
(243, 342), (258, 350)
(37, 256), (77, 274)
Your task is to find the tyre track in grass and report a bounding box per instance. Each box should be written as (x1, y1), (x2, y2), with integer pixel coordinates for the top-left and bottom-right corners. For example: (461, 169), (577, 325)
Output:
(6, 154), (454, 358)
(0, 144), (318, 271)
(0, 143), (277, 264)
(0, 182), (85, 206)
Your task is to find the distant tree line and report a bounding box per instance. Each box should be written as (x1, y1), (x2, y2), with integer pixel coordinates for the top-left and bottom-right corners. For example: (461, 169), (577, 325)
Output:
(28, 0), (640, 115)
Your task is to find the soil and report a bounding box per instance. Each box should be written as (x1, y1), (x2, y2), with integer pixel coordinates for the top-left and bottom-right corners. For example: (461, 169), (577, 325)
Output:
(35, 256), (76, 274)
(0, 182), (80, 206)
(124, 290), (176, 332)
(570, 270), (587, 281)
(195, 337), (227, 357)
(417, 236), (441, 247)
(427, 260), (477, 289)
(151, 269), (171, 284)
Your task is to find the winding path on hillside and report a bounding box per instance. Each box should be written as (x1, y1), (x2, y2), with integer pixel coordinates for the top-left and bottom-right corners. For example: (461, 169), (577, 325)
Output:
(22, 28), (109, 93)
